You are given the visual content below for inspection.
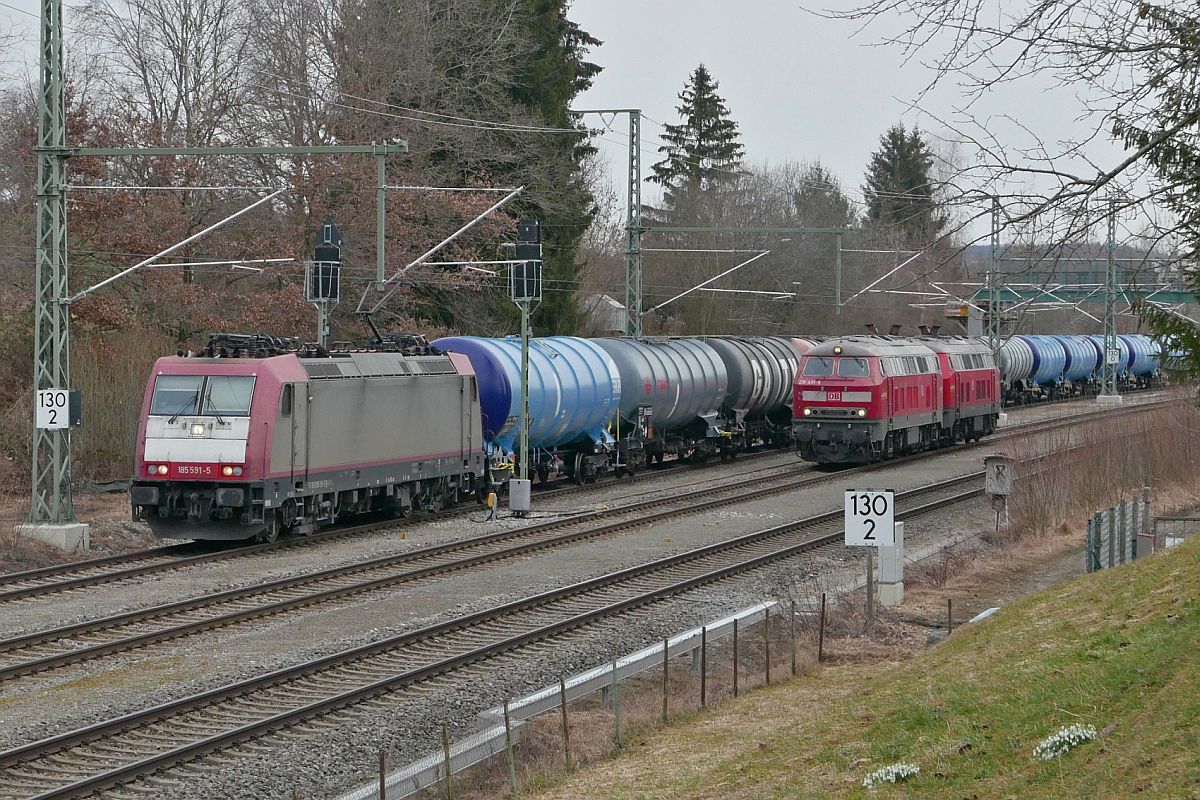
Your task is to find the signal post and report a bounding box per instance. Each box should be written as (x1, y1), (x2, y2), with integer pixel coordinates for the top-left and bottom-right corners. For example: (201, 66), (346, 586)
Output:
(508, 219), (542, 517)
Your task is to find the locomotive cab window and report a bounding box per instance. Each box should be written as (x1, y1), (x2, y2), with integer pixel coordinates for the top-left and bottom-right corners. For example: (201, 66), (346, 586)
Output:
(837, 358), (870, 377)
(281, 384), (293, 418)
(802, 357), (835, 376)
(203, 376), (255, 417)
(150, 375), (204, 416)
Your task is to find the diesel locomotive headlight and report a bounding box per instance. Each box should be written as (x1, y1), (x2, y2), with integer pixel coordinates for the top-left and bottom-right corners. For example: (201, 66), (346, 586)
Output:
(157, 465), (169, 476)
(857, 408), (867, 417)
(190, 423), (205, 436)
(803, 408), (812, 416)
(222, 466), (234, 477)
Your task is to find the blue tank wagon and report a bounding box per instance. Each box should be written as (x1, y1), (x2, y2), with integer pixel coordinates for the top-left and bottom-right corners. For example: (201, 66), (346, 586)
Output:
(433, 336), (621, 484)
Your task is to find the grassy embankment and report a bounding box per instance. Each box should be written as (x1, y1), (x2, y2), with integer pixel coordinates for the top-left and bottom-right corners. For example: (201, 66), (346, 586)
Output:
(529, 535), (1200, 799)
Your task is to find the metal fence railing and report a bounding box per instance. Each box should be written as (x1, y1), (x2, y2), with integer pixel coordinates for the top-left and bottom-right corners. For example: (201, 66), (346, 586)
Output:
(1085, 488), (1153, 572)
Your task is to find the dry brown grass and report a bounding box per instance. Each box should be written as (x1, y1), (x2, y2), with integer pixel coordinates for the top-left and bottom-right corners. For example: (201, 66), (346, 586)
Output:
(409, 619), (820, 800)
(0, 490), (152, 573)
(1000, 401), (1200, 540)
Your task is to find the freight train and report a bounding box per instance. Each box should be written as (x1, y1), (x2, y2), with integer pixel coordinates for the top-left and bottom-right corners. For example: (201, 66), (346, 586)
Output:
(130, 331), (1161, 541)
(793, 333), (1161, 464)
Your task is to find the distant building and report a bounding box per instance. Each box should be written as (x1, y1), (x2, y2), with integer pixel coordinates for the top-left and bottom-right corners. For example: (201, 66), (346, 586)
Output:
(582, 294), (626, 334)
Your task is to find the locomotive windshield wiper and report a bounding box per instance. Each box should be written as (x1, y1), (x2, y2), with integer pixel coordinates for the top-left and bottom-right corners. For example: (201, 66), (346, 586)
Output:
(202, 385), (227, 425)
(167, 391), (200, 424)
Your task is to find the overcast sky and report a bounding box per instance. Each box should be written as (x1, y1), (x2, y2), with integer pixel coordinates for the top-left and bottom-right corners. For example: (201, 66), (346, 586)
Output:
(570, 0), (1124, 236)
(0, 0), (1127, 239)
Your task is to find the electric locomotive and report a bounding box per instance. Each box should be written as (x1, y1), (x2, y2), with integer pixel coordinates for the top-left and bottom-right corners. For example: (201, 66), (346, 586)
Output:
(131, 334), (486, 541)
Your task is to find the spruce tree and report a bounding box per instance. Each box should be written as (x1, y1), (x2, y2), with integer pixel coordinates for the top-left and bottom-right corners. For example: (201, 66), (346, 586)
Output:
(506, 0), (602, 334)
(648, 64), (745, 225)
(862, 124), (947, 243)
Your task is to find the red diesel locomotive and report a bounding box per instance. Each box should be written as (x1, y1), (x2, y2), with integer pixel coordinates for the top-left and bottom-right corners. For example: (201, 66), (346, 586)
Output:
(792, 336), (1001, 464)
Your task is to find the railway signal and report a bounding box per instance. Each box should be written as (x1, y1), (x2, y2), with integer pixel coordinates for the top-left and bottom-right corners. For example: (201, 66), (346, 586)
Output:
(509, 219), (542, 517)
(307, 218), (342, 347)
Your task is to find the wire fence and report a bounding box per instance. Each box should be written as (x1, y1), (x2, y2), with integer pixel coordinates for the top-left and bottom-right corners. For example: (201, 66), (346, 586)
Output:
(1085, 487), (1153, 571)
(330, 597), (841, 800)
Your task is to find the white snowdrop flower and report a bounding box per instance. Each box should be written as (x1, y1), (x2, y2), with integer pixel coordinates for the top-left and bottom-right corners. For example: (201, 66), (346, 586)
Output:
(862, 762), (920, 789)
(1033, 723), (1098, 761)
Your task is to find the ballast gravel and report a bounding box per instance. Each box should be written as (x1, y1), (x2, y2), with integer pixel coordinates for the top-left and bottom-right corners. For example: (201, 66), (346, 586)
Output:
(0, 398), (1157, 795)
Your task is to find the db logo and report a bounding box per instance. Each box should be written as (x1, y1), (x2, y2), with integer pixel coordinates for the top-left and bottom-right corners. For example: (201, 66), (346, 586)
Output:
(827, 391), (841, 401)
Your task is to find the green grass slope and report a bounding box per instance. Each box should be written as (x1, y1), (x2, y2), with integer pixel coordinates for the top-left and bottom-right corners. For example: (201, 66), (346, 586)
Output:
(531, 536), (1200, 799)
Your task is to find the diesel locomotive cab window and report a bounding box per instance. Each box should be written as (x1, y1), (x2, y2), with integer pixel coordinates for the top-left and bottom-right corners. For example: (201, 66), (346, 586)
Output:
(802, 357), (835, 376)
(837, 358), (870, 377)
(203, 376), (255, 416)
(150, 375), (203, 416)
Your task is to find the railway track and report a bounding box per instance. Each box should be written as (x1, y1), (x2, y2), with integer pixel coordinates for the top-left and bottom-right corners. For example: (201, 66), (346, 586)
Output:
(0, 472), (983, 800)
(0, 391), (1175, 605)
(0, 394), (1177, 681)
(0, 441), (790, 604)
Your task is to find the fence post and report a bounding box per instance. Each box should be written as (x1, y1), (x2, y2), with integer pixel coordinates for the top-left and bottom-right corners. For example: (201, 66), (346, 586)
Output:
(764, 609), (772, 686)
(661, 637), (669, 723)
(1093, 511), (1104, 570)
(864, 550), (875, 635)
(379, 749), (388, 800)
(789, 601), (797, 677)
(612, 655), (622, 748)
(817, 593), (826, 663)
(733, 618), (740, 698)
(700, 626), (707, 708)
(947, 598), (953, 634)
(503, 699), (518, 794)
(559, 677), (571, 770)
(1143, 486), (1151, 534)
(441, 726), (453, 800)
(1107, 507), (1116, 569)
(1085, 517), (1094, 573)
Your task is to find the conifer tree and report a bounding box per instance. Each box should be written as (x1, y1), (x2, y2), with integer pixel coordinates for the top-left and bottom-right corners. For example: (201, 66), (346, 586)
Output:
(648, 64), (744, 225)
(862, 123), (947, 243)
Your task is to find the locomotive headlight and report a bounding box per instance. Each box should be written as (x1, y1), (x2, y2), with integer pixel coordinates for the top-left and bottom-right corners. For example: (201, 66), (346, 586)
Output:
(190, 423), (206, 436)
(857, 408), (867, 417)
(233, 466), (243, 477)
(802, 408), (812, 416)
(222, 466), (234, 477)
(157, 465), (169, 476)
(146, 463), (157, 475)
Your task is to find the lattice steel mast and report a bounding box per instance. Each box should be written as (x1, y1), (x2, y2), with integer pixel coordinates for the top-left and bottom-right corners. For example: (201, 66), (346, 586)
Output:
(30, 0), (73, 524)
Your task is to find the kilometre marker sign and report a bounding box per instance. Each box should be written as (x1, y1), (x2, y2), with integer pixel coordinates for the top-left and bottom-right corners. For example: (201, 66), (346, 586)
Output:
(844, 489), (895, 547)
(35, 389), (69, 430)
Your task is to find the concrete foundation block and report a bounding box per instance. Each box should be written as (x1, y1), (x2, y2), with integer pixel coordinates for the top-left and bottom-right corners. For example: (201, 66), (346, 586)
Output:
(1096, 393), (1124, 407)
(879, 521), (905, 584)
(995, 411), (1009, 427)
(878, 580), (904, 607)
(16, 522), (90, 553)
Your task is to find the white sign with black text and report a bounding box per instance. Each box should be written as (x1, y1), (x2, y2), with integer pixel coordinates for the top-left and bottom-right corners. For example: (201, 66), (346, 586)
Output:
(844, 489), (895, 547)
(35, 389), (69, 430)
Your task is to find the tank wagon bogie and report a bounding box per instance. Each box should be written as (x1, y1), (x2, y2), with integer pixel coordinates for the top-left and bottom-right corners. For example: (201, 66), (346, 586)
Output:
(132, 335), (486, 542)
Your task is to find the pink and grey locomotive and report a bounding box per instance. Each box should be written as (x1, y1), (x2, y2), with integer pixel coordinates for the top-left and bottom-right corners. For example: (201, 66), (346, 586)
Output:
(131, 334), (486, 541)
